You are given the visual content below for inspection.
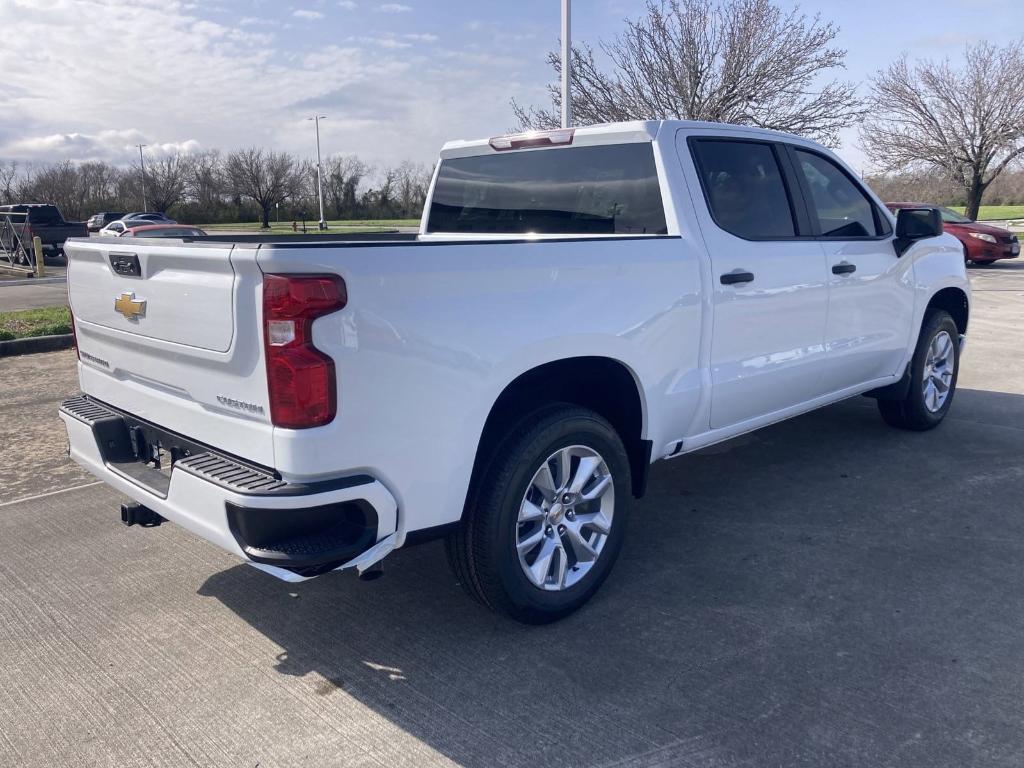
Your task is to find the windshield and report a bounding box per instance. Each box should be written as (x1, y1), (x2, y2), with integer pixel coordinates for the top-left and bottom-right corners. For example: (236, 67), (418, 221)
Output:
(938, 207), (972, 224)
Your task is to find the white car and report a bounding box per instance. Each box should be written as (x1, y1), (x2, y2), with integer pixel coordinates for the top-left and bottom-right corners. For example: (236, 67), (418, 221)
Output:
(98, 215), (177, 236)
(96, 220), (131, 237)
(60, 121), (970, 623)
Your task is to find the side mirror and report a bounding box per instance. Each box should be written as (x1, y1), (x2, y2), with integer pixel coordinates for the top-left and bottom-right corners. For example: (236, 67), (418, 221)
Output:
(894, 207), (943, 256)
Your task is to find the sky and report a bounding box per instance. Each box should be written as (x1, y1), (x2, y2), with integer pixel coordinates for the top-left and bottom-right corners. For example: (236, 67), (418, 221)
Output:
(0, 0), (1021, 176)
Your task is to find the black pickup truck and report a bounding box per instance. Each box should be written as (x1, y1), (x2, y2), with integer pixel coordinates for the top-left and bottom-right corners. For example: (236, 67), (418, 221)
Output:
(0, 203), (88, 262)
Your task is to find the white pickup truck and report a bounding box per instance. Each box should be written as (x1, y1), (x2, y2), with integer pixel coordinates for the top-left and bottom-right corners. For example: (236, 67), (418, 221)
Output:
(61, 121), (970, 623)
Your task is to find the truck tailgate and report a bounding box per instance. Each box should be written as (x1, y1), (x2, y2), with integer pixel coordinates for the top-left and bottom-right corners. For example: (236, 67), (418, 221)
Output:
(68, 239), (235, 350)
(66, 238), (275, 468)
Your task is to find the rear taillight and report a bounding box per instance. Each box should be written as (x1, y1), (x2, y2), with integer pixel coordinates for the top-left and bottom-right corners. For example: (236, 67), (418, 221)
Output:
(263, 274), (347, 429)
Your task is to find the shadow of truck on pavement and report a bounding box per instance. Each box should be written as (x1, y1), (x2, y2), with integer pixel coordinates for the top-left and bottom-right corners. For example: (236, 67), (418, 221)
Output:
(197, 390), (1024, 768)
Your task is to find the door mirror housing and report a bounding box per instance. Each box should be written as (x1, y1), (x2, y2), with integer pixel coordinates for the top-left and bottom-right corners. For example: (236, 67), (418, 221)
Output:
(894, 207), (943, 256)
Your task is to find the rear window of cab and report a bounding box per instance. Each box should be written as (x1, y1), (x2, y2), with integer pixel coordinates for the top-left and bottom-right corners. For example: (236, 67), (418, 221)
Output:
(427, 143), (668, 236)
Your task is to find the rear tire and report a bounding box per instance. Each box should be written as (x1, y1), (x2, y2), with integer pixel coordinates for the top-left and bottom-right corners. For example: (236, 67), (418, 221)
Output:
(446, 404), (631, 624)
(878, 310), (960, 431)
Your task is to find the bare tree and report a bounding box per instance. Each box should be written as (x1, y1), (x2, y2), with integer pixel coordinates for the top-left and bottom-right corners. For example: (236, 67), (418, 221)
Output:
(363, 166), (399, 217)
(19, 161), (84, 218)
(76, 162), (121, 211)
(187, 151), (226, 214)
(145, 153), (192, 213)
(860, 41), (1024, 220)
(323, 155), (369, 218)
(394, 161), (434, 219)
(513, 0), (864, 146)
(224, 148), (300, 228)
(0, 161), (18, 204)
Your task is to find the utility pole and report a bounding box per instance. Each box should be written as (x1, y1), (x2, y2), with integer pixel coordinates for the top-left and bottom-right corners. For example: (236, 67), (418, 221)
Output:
(561, 0), (572, 129)
(136, 144), (148, 210)
(308, 116), (327, 230)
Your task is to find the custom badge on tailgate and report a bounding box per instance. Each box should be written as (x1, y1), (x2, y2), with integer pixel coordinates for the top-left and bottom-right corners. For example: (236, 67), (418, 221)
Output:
(114, 291), (146, 320)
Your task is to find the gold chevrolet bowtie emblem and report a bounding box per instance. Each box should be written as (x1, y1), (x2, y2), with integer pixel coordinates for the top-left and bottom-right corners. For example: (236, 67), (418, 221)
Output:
(114, 292), (146, 320)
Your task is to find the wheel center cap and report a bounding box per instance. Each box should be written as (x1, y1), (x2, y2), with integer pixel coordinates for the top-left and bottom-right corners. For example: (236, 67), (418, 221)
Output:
(548, 503), (565, 525)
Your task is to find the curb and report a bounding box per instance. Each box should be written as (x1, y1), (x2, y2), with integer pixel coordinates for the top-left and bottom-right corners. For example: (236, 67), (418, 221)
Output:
(0, 333), (75, 357)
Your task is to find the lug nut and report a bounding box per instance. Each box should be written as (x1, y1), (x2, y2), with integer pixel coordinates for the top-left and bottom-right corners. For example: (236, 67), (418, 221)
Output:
(562, 493), (572, 503)
(545, 526), (553, 536)
(566, 510), (575, 520)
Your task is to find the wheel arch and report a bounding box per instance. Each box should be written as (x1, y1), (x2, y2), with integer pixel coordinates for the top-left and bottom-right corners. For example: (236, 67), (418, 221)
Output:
(926, 286), (969, 335)
(466, 356), (652, 514)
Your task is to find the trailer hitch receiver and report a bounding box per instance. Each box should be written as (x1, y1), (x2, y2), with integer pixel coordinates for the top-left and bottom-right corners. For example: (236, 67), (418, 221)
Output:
(121, 501), (165, 528)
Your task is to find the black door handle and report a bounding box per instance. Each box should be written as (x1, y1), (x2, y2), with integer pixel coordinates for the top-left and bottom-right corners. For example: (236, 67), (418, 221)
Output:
(832, 262), (857, 275)
(720, 271), (755, 285)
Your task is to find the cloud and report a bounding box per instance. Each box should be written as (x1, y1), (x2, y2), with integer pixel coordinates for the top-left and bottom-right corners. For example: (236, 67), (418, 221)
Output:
(338, 0), (357, 8)
(0, 0), (547, 170)
(353, 36), (412, 49)
(376, 3), (411, 13)
(914, 32), (983, 48)
(346, 33), (437, 49)
(293, 9), (324, 20)
(7, 130), (201, 164)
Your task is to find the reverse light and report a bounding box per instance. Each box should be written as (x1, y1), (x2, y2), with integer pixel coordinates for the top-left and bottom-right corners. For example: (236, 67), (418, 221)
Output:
(968, 232), (997, 244)
(263, 274), (347, 429)
(488, 128), (575, 151)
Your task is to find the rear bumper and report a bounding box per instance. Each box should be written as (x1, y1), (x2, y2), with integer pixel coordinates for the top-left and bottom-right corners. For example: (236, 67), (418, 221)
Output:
(59, 395), (398, 582)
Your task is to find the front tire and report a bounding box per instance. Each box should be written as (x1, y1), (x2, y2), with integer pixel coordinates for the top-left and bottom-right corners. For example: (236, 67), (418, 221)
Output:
(446, 405), (631, 624)
(878, 310), (960, 431)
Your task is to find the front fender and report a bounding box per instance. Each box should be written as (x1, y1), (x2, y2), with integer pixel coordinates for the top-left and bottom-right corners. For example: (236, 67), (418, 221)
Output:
(909, 231), (971, 345)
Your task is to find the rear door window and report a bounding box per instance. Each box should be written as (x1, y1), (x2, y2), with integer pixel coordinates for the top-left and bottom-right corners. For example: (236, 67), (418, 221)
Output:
(690, 140), (797, 239)
(427, 143), (667, 235)
(793, 150), (884, 238)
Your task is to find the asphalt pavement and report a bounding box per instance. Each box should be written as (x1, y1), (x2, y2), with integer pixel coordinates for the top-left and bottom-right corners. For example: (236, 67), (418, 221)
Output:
(0, 263), (1023, 767)
(0, 258), (68, 312)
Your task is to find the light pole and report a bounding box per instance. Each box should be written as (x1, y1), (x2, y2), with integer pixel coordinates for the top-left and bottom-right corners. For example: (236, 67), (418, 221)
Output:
(561, 0), (572, 128)
(136, 144), (148, 210)
(307, 115), (327, 230)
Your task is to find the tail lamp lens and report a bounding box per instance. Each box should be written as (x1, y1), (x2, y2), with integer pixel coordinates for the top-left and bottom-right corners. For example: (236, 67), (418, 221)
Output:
(263, 274), (347, 429)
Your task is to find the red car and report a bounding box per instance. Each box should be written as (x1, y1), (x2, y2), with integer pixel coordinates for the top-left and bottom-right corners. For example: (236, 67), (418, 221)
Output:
(887, 203), (1020, 265)
(122, 224), (207, 238)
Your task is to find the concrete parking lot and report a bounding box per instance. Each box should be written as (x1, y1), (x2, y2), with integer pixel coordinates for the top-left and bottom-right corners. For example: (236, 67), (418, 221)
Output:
(1, 263), (1023, 768)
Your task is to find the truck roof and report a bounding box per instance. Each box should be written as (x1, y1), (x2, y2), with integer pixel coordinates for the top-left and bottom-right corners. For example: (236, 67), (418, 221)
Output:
(439, 119), (813, 159)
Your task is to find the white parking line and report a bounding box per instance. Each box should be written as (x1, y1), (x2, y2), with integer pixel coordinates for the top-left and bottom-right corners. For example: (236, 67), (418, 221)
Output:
(0, 481), (103, 508)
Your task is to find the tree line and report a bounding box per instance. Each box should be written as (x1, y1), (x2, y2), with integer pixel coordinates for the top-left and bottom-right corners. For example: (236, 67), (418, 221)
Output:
(0, 151), (434, 226)
(866, 167), (1024, 211)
